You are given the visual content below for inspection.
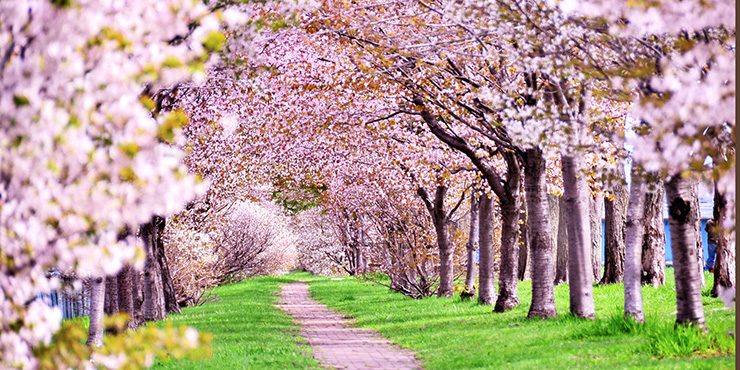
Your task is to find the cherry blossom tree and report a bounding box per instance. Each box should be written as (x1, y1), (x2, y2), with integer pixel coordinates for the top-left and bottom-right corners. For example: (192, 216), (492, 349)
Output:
(174, 19), (482, 299)
(565, 0), (735, 327)
(312, 0), (614, 318)
(0, 0), (320, 366)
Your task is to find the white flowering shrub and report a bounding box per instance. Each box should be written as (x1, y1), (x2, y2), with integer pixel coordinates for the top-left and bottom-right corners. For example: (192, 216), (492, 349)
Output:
(163, 200), (297, 306)
(163, 219), (221, 307)
(292, 208), (349, 276)
(0, 0), (311, 366)
(215, 201), (298, 280)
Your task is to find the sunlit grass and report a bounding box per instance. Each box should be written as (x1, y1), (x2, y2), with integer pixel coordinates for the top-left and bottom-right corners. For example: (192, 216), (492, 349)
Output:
(154, 273), (320, 369)
(308, 269), (735, 369)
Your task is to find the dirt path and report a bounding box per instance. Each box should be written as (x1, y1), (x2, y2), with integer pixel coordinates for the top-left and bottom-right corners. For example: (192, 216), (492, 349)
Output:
(277, 282), (422, 370)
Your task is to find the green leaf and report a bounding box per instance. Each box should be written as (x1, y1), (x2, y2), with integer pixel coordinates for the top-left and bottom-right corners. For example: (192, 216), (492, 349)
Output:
(140, 96), (157, 111)
(163, 56), (183, 68)
(119, 167), (137, 182)
(13, 95), (30, 107)
(49, 0), (72, 8)
(119, 142), (141, 159)
(202, 31), (226, 52)
(158, 110), (189, 143)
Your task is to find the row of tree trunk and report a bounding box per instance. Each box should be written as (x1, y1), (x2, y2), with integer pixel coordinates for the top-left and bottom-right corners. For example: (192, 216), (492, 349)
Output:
(539, 173), (666, 288)
(465, 163), (732, 329)
(86, 216), (181, 347)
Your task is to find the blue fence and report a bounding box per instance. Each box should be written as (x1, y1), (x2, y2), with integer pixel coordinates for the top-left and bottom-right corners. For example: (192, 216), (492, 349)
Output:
(600, 219), (711, 265)
(36, 287), (89, 319)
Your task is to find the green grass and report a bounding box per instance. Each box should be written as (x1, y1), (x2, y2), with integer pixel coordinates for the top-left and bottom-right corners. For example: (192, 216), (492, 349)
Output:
(153, 273), (320, 369)
(308, 269), (735, 370)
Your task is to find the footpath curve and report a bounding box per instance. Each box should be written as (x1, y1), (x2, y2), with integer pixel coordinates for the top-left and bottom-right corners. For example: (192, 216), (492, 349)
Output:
(277, 281), (422, 370)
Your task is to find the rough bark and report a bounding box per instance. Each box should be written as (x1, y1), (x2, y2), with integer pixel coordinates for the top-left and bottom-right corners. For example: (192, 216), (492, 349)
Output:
(153, 217), (181, 314)
(624, 168), (647, 323)
(549, 194), (568, 285)
(590, 194), (603, 281)
(688, 182), (704, 288)
(666, 175), (706, 329)
(86, 276), (105, 347)
(437, 227), (454, 298)
(104, 275), (119, 316)
(464, 195), (480, 294)
(548, 193), (559, 266)
(711, 182), (735, 297)
(601, 166), (628, 284)
(495, 194), (521, 312)
(561, 153), (595, 319)
(641, 177), (666, 287)
(477, 194), (496, 305)
(525, 148), (557, 319)
(131, 267), (143, 323)
(518, 201), (532, 281)
(142, 218), (166, 321)
(117, 264), (136, 330)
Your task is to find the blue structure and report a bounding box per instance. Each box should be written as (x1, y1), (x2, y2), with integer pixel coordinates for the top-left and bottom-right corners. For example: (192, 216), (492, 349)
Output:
(600, 219), (711, 266)
(36, 289), (89, 319)
(600, 185), (714, 265)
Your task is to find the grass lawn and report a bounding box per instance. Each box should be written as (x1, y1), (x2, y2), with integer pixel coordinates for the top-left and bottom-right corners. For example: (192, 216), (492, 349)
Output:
(153, 274), (320, 369)
(308, 269), (735, 370)
(153, 269), (733, 369)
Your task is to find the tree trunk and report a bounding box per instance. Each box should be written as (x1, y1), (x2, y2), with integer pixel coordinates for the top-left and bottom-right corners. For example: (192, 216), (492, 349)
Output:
(131, 267), (143, 323)
(524, 148), (557, 319)
(413, 98), (521, 296)
(711, 182), (735, 298)
(104, 275), (119, 316)
(359, 248), (367, 275)
(495, 194), (521, 312)
(518, 199), (532, 281)
(624, 167), (647, 323)
(416, 185), (456, 298)
(437, 228), (454, 298)
(688, 182), (704, 288)
(153, 217), (182, 314)
(666, 174), (706, 329)
(562, 153), (595, 319)
(346, 243), (358, 276)
(142, 218), (166, 321)
(590, 193), (603, 281)
(550, 194), (569, 285)
(601, 166), (628, 284)
(465, 195), (480, 294)
(354, 245), (365, 275)
(548, 193), (558, 264)
(478, 195), (496, 305)
(86, 276), (105, 347)
(641, 177), (666, 287)
(117, 264), (136, 330)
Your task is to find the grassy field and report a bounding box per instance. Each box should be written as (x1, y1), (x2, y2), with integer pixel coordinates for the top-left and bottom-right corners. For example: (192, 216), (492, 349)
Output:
(153, 270), (734, 369)
(308, 269), (735, 370)
(153, 274), (319, 369)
